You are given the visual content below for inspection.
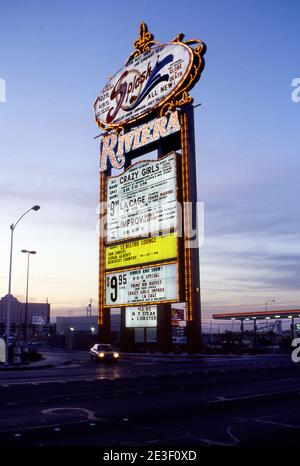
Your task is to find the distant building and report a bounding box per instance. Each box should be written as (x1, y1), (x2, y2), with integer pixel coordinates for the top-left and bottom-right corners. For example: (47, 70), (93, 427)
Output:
(54, 314), (121, 350)
(56, 315), (99, 335)
(55, 314), (121, 336)
(0, 295), (50, 338)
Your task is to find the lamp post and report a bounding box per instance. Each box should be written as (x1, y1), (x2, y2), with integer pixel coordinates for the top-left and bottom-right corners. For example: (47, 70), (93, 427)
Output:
(21, 250), (37, 341)
(6, 205), (40, 363)
(265, 300), (275, 334)
(265, 299), (276, 313)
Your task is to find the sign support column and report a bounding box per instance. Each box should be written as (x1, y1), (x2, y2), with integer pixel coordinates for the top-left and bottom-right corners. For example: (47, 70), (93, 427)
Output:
(156, 145), (173, 353)
(180, 105), (202, 353)
(119, 157), (135, 352)
(94, 22), (206, 354)
(98, 169), (111, 344)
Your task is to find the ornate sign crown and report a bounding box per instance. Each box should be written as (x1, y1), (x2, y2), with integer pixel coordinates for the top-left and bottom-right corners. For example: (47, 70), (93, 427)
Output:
(94, 22), (206, 131)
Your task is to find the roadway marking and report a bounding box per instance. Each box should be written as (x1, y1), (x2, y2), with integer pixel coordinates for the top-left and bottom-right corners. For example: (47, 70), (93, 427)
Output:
(42, 407), (100, 422)
(254, 418), (300, 429)
(226, 425), (240, 444)
(189, 424), (240, 447)
(207, 387), (300, 404)
(134, 362), (156, 366)
(196, 437), (236, 447)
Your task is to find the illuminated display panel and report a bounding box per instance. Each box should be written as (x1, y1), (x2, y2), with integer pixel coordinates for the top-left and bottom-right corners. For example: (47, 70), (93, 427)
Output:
(105, 262), (179, 307)
(105, 233), (177, 270)
(106, 152), (177, 243)
(96, 23), (206, 339)
(94, 43), (193, 128)
(126, 306), (157, 328)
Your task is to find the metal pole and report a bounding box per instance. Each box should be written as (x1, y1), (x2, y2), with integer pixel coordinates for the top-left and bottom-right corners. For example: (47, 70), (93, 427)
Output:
(24, 253), (30, 341)
(253, 319), (257, 347)
(5, 206), (40, 363)
(240, 319), (244, 339)
(6, 225), (14, 362)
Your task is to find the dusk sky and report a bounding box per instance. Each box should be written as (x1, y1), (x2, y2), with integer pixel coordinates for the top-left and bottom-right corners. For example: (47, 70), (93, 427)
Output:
(0, 0), (299, 320)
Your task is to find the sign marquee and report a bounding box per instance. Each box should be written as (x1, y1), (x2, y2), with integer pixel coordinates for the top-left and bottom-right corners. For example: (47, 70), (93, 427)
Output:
(106, 152), (177, 242)
(105, 233), (177, 270)
(100, 110), (180, 172)
(94, 43), (193, 129)
(96, 22), (206, 339)
(126, 306), (157, 328)
(105, 262), (179, 307)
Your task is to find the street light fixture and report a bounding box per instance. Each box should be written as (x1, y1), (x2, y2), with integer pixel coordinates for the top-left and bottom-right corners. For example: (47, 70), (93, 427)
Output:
(265, 299), (276, 313)
(21, 250), (37, 341)
(6, 205), (40, 362)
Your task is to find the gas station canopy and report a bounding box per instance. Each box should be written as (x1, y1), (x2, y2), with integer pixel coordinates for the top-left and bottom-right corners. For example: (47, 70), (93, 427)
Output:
(212, 309), (300, 321)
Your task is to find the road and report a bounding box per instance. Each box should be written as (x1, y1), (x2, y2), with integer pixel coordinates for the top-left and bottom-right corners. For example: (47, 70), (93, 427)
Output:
(0, 352), (300, 447)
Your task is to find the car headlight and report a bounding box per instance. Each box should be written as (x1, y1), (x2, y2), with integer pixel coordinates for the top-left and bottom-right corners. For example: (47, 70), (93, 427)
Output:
(99, 352), (104, 358)
(113, 352), (119, 358)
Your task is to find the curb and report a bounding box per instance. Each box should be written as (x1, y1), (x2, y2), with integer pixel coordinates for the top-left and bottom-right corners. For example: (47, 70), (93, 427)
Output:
(121, 352), (286, 360)
(0, 359), (73, 371)
(121, 353), (220, 361)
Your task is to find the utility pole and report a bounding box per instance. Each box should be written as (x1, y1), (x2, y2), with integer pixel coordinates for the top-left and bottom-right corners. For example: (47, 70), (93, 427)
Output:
(87, 298), (92, 316)
(21, 250), (36, 341)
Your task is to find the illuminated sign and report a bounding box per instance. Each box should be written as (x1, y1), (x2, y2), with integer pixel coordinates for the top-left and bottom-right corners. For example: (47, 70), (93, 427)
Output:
(94, 42), (193, 128)
(96, 22), (206, 335)
(171, 307), (185, 326)
(105, 262), (178, 307)
(126, 306), (157, 328)
(106, 152), (177, 242)
(32, 316), (46, 325)
(99, 111), (180, 172)
(105, 233), (177, 270)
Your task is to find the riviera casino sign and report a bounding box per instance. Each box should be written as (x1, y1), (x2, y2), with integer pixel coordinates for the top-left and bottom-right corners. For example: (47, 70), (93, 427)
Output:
(96, 23), (206, 331)
(94, 22), (206, 133)
(95, 43), (192, 129)
(125, 306), (157, 328)
(99, 110), (180, 172)
(106, 153), (177, 242)
(105, 262), (178, 307)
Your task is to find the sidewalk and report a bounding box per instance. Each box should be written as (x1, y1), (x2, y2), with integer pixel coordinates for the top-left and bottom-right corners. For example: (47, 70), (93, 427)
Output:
(121, 352), (238, 362)
(0, 351), (73, 371)
(121, 351), (286, 361)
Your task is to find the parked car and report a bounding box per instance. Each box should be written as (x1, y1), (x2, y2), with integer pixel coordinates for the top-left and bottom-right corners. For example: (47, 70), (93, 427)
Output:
(89, 344), (120, 363)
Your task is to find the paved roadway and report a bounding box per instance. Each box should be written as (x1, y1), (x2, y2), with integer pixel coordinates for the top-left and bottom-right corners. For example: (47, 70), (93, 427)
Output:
(0, 352), (300, 447)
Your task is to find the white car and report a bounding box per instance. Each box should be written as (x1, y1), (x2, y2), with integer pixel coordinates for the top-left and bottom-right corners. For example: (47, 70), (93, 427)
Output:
(89, 344), (120, 363)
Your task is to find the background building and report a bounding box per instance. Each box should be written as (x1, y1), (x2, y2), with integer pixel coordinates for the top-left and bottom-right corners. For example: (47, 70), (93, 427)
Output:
(0, 295), (50, 339)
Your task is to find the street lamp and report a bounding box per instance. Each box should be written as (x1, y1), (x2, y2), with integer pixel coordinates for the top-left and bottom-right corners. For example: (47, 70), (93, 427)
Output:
(21, 250), (37, 341)
(6, 205), (40, 362)
(265, 299), (276, 313)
